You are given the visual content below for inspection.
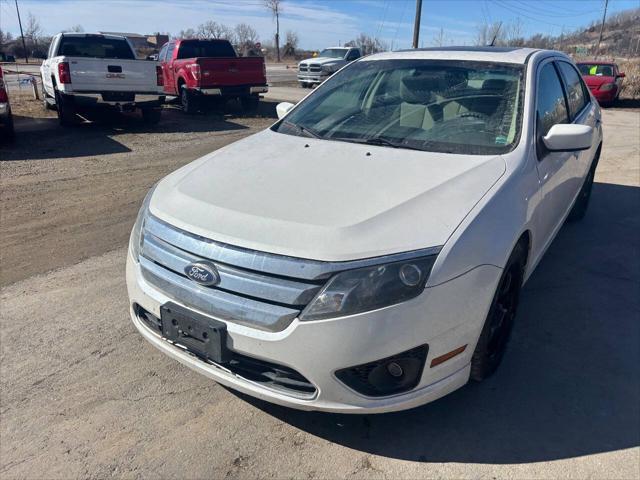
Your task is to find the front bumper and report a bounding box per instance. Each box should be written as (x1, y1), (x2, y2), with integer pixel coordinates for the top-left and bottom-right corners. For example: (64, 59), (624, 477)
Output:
(126, 250), (501, 413)
(297, 73), (330, 84)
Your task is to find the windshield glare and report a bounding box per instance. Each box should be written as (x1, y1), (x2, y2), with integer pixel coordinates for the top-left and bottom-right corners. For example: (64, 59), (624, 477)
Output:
(274, 59), (525, 155)
(319, 49), (348, 59)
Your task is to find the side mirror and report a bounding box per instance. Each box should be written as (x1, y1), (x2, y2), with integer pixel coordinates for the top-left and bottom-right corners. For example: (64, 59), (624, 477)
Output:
(617, 72), (625, 78)
(276, 102), (294, 120)
(543, 124), (593, 152)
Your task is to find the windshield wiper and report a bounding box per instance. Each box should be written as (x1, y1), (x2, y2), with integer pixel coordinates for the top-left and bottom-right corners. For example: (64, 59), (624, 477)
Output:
(283, 121), (322, 139)
(331, 136), (425, 151)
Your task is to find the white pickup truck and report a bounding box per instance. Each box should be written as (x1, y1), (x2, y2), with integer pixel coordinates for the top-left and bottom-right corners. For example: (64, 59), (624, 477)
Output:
(41, 33), (164, 125)
(297, 47), (361, 88)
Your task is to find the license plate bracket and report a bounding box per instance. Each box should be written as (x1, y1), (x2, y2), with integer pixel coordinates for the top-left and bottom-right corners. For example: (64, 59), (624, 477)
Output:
(160, 303), (230, 364)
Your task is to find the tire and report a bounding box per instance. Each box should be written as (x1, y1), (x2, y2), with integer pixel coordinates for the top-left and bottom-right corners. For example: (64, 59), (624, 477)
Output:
(567, 147), (600, 222)
(141, 107), (162, 125)
(240, 94), (259, 112)
(180, 86), (199, 114)
(1, 111), (15, 143)
(55, 90), (77, 126)
(470, 241), (526, 382)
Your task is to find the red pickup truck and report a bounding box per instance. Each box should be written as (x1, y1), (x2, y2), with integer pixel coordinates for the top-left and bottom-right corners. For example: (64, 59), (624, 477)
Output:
(158, 39), (268, 113)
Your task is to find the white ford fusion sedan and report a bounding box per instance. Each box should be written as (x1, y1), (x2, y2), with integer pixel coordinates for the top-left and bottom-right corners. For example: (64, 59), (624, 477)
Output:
(127, 47), (602, 413)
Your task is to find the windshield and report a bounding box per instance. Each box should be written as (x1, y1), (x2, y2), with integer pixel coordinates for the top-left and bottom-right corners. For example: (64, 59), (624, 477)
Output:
(273, 59), (525, 155)
(58, 36), (135, 60)
(577, 63), (614, 76)
(318, 49), (348, 59)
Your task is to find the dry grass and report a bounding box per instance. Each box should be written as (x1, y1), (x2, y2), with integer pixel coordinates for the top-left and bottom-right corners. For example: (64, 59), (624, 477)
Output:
(618, 58), (640, 99)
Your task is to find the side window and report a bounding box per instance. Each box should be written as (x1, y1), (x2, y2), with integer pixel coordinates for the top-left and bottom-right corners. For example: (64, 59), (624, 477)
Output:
(166, 43), (176, 62)
(557, 61), (588, 119)
(158, 44), (168, 62)
(536, 63), (569, 138)
(346, 49), (360, 61)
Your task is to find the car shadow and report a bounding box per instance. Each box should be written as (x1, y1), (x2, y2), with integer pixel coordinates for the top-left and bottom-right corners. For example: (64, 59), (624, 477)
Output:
(609, 98), (640, 110)
(0, 107), (251, 161)
(232, 181), (640, 464)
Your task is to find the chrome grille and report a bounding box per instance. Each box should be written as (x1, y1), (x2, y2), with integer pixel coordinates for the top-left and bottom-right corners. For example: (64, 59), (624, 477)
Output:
(308, 63), (322, 72)
(298, 63), (308, 72)
(139, 215), (442, 332)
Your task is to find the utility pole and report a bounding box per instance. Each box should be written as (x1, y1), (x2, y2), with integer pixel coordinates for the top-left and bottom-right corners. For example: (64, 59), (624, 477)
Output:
(412, 0), (423, 49)
(14, 0), (28, 63)
(595, 0), (609, 58)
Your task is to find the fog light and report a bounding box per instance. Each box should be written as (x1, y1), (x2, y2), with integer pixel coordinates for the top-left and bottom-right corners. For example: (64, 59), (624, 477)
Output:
(387, 362), (404, 377)
(335, 345), (428, 397)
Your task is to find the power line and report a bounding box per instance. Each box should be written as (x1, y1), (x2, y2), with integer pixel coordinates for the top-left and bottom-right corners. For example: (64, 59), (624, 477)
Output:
(392, 0), (410, 50)
(491, 0), (584, 28)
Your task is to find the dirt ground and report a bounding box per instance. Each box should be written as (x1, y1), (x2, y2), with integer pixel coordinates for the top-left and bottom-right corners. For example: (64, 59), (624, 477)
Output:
(0, 95), (639, 479)
(0, 95), (277, 286)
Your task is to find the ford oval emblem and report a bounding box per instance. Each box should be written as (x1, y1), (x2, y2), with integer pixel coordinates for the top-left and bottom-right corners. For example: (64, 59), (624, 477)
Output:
(184, 262), (220, 286)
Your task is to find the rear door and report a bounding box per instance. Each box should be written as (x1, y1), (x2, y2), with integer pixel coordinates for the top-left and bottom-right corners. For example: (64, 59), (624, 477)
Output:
(162, 42), (177, 95)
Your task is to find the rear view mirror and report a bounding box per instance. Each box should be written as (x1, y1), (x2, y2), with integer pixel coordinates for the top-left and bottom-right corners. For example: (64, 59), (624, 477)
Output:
(617, 72), (626, 78)
(276, 102), (294, 119)
(543, 124), (593, 152)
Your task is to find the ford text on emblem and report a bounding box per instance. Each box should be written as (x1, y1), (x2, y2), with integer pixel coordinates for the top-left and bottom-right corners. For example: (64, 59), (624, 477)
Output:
(184, 262), (220, 286)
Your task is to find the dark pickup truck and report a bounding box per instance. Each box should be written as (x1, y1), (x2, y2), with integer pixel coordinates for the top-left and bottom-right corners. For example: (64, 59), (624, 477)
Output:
(158, 38), (268, 113)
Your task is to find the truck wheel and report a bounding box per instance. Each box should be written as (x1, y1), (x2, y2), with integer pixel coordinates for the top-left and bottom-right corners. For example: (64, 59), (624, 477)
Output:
(1, 110), (15, 143)
(470, 241), (526, 382)
(141, 107), (162, 125)
(240, 94), (259, 112)
(567, 147), (600, 222)
(180, 87), (199, 114)
(55, 90), (77, 126)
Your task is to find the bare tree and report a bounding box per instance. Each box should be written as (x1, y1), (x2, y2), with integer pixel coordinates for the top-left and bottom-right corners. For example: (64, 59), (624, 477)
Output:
(264, 0), (282, 62)
(345, 33), (387, 55)
(235, 23), (259, 47)
(64, 25), (84, 33)
(285, 30), (298, 49)
(197, 21), (235, 42)
(432, 27), (447, 47)
(24, 13), (42, 46)
(0, 29), (13, 48)
(475, 21), (503, 46)
(178, 28), (197, 39)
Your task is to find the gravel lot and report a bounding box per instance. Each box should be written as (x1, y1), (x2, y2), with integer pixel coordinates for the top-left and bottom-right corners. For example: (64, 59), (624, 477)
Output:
(1, 95), (639, 479)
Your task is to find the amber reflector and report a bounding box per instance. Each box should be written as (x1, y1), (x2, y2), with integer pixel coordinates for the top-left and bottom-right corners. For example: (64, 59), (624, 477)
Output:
(430, 345), (467, 368)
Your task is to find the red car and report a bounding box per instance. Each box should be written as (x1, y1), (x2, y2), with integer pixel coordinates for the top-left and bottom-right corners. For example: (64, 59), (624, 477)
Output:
(577, 61), (625, 106)
(158, 38), (268, 113)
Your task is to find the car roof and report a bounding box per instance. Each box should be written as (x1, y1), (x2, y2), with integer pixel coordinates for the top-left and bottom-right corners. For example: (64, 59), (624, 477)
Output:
(367, 46), (545, 64)
(60, 32), (128, 41)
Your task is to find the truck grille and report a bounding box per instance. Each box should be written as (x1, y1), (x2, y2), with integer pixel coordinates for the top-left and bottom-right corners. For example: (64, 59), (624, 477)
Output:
(298, 63), (322, 73)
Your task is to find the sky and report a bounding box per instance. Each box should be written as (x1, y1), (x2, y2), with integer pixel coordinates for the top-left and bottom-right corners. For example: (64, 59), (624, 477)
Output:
(0, 0), (637, 50)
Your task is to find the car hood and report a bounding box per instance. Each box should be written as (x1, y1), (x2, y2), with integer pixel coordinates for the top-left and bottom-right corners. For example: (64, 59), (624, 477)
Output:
(583, 75), (615, 87)
(151, 129), (506, 261)
(301, 56), (344, 65)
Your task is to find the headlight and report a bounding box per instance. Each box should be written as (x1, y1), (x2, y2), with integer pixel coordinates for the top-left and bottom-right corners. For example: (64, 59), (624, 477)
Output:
(322, 64), (338, 73)
(299, 256), (437, 321)
(129, 184), (156, 261)
(600, 83), (616, 91)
